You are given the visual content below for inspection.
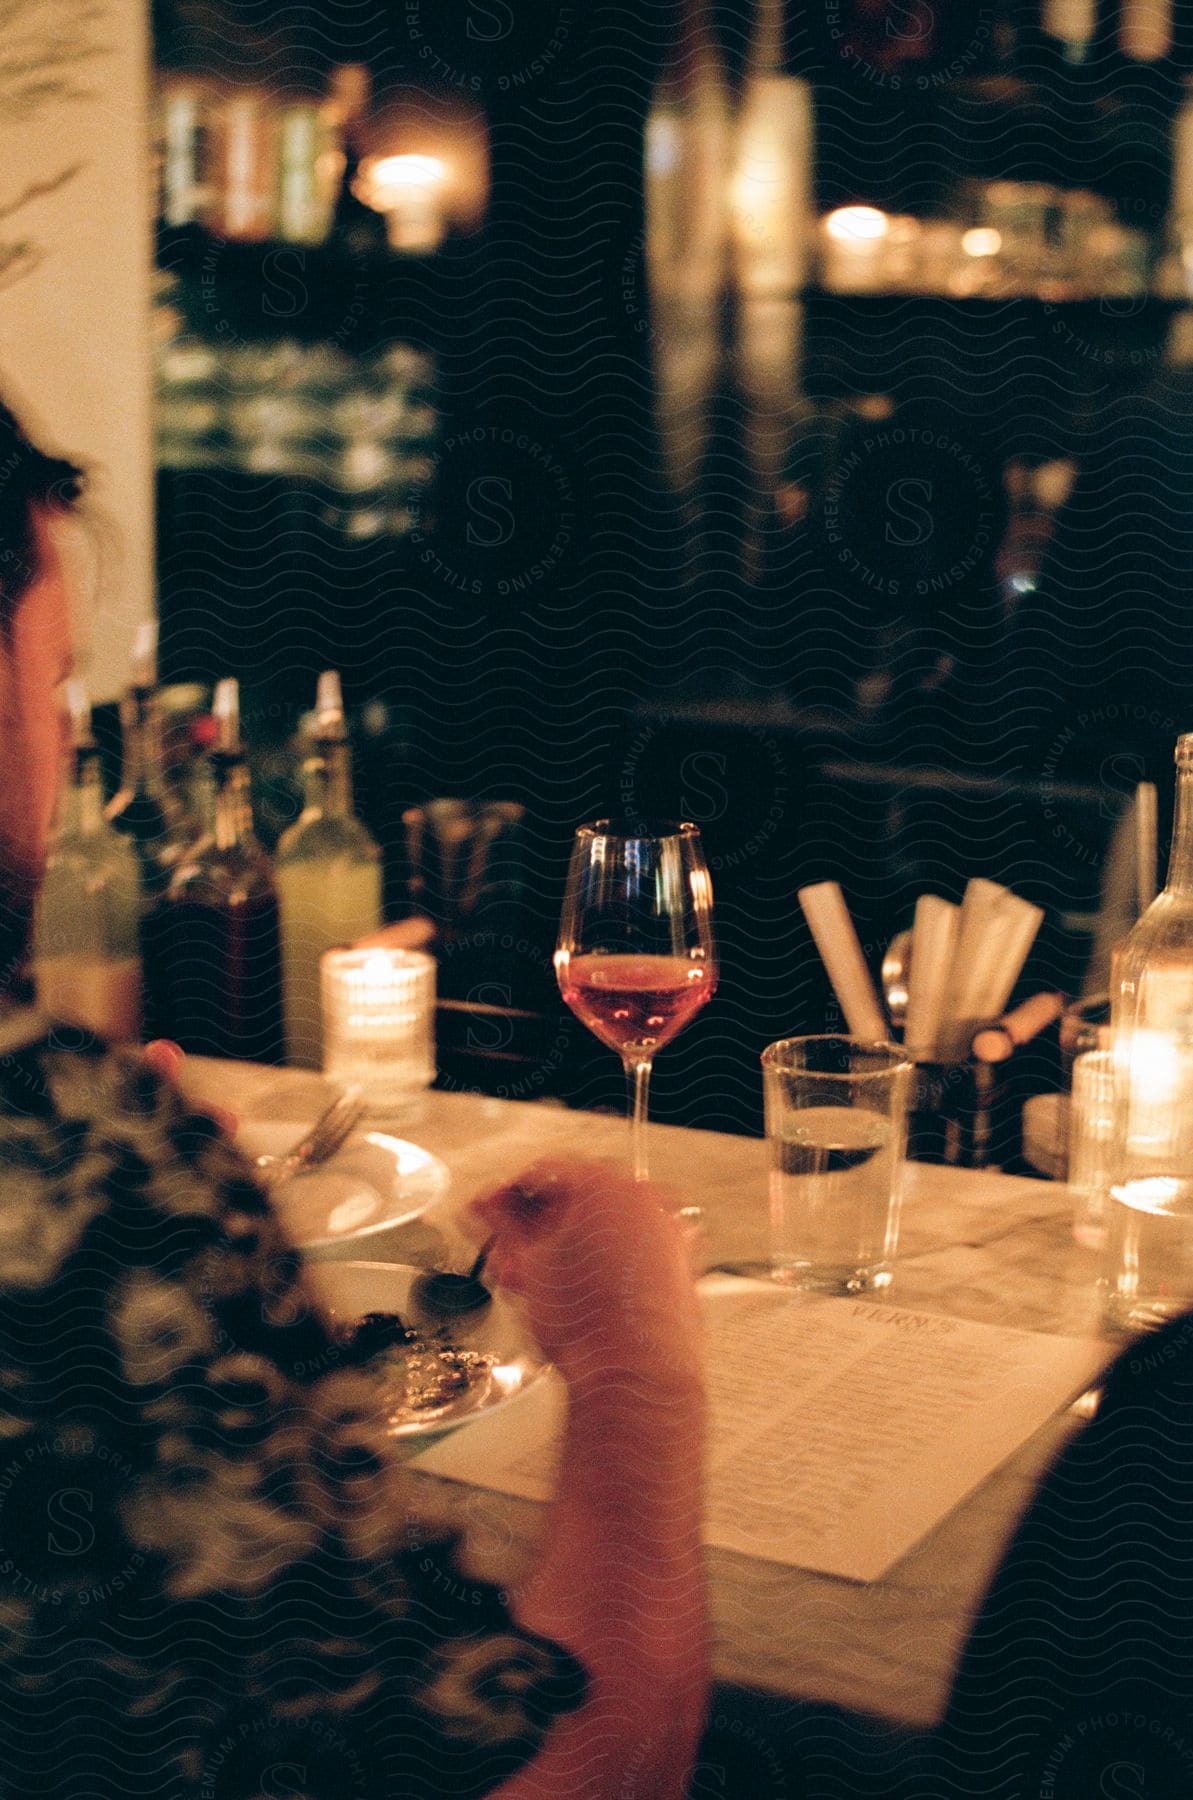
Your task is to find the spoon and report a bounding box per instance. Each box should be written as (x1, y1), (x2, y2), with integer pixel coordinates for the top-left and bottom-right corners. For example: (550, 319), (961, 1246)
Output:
(413, 1238), (494, 1317)
(881, 928), (912, 1035)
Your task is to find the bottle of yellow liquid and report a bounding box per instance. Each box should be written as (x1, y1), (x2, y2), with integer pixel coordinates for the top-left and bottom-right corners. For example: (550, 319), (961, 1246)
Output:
(277, 671), (383, 1067)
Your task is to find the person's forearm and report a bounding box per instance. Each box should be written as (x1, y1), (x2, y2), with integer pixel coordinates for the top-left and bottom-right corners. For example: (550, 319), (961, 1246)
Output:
(495, 1372), (707, 1800)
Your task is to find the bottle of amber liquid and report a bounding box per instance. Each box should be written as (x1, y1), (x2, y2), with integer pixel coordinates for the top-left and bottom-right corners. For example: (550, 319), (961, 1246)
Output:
(146, 678), (283, 1063)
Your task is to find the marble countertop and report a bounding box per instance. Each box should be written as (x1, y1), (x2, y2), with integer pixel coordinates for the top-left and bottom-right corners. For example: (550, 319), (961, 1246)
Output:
(195, 1067), (1112, 1730)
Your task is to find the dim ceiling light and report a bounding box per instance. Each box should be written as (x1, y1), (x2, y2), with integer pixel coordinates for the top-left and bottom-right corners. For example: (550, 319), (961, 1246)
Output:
(962, 227), (1002, 257)
(825, 206), (889, 242)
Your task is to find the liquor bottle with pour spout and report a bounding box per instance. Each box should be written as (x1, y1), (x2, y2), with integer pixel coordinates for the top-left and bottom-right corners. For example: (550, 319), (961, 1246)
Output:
(1106, 730), (1193, 1329)
(105, 621), (189, 896)
(146, 678), (283, 1062)
(33, 680), (142, 1040)
(276, 670), (382, 1067)
(105, 622), (191, 1034)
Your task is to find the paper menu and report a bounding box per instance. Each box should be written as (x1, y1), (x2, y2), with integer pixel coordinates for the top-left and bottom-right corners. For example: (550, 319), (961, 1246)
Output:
(411, 1277), (1113, 1583)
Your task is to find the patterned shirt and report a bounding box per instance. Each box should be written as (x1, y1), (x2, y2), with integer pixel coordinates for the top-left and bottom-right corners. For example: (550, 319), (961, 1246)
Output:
(0, 1012), (583, 1799)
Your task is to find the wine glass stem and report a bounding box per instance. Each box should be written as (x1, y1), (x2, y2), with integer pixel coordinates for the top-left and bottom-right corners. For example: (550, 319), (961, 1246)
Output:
(624, 1054), (653, 1182)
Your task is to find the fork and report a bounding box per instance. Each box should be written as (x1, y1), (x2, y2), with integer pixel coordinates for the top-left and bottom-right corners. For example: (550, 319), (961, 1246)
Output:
(255, 1086), (366, 1186)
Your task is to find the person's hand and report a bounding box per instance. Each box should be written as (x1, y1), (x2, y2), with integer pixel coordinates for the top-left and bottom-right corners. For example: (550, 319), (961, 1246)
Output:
(142, 1039), (238, 1136)
(352, 915), (436, 954)
(471, 1158), (702, 1397)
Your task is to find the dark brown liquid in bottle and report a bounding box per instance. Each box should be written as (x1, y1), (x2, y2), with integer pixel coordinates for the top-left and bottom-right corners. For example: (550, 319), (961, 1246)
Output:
(146, 891), (283, 1064)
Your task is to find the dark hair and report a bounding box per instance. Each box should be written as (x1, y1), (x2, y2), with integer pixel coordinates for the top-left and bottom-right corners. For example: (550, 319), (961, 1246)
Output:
(0, 397), (84, 633)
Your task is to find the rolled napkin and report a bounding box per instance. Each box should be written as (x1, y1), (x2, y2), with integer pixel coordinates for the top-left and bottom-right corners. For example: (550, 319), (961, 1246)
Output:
(797, 880), (888, 1041)
(902, 894), (959, 1064)
(937, 884), (1043, 1064)
(935, 879), (1010, 1062)
(973, 892), (1045, 1016)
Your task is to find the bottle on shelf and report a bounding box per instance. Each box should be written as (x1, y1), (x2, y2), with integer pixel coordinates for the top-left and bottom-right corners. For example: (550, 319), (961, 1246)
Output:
(327, 64), (389, 259)
(146, 678), (284, 1063)
(644, 0), (731, 295)
(1106, 731), (1193, 1330)
(644, 0), (731, 516)
(158, 78), (214, 229)
(1169, 71), (1193, 273)
(276, 670), (383, 1068)
(1041, 0), (1098, 62)
(277, 96), (342, 246)
(33, 681), (142, 1041)
(1119, 0), (1173, 63)
(212, 85), (276, 242)
(731, 0), (814, 299)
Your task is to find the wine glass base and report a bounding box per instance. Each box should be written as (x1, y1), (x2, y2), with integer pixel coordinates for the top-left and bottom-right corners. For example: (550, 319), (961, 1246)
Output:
(708, 1260), (893, 1296)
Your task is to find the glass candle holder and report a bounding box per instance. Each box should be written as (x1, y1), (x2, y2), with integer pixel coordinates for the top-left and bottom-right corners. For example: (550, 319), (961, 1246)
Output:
(320, 947), (436, 1111)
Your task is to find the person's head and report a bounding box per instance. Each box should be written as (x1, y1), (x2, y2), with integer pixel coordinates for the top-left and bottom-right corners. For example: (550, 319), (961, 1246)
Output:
(0, 397), (84, 987)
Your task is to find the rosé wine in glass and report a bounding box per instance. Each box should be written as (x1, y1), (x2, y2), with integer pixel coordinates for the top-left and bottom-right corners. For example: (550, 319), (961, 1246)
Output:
(559, 953), (714, 1055)
(556, 821), (718, 1182)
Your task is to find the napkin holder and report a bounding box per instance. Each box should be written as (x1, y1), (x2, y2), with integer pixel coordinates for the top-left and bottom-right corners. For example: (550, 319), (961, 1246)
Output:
(906, 1058), (1002, 1168)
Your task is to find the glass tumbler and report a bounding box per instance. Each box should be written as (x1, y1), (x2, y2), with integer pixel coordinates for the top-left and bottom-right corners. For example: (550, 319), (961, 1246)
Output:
(762, 1036), (913, 1294)
(1068, 1048), (1118, 1251)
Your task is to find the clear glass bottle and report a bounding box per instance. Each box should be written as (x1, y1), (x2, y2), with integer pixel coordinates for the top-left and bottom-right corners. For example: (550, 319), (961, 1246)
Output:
(276, 670), (382, 1068)
(145, 678), (284, 1064)
(33, 681), (142, 1040)
(1106, 731), (1193, 1329)
(105, 622), (189, 901)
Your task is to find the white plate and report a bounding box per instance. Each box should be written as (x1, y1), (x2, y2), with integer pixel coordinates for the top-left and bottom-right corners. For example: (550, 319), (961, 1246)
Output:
(236, 1118), (451, 1257)
(305, 1259), (548, 1439)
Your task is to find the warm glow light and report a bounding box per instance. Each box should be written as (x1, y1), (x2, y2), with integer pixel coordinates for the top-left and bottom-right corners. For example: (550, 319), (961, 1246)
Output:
(355, 153), (450, 252)
(1127, 1028), (1180, 1104)
(962, 227), (1002, 257)
(363, 950), (398, 984)
(365, 153), (447, 198)
(825, 206), (890, 243)
(321, 947), (436, 1107)
(689, 867), (714, 913)
(1111, 1175), (1182, 1215)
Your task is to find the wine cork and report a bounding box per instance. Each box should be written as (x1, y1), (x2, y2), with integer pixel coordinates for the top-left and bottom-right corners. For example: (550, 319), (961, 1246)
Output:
(972, 991), (1067, 1064)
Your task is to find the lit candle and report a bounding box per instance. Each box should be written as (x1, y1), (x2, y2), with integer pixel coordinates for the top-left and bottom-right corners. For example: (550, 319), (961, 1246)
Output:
(321, 947), (436, 1110)
(820, 207), (896, 294)
(359, 153), (447, 253)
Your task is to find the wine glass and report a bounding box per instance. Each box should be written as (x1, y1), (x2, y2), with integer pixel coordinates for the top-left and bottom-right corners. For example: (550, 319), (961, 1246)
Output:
(555, 820), (718, 1181)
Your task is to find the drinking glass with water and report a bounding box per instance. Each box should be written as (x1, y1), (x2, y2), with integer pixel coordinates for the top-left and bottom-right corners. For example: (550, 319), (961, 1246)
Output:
(762, 1036), (913, 1295)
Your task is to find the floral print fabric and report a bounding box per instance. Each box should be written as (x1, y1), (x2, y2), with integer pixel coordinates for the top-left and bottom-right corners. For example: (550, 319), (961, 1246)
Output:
(0, 1013), (582, 1798)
